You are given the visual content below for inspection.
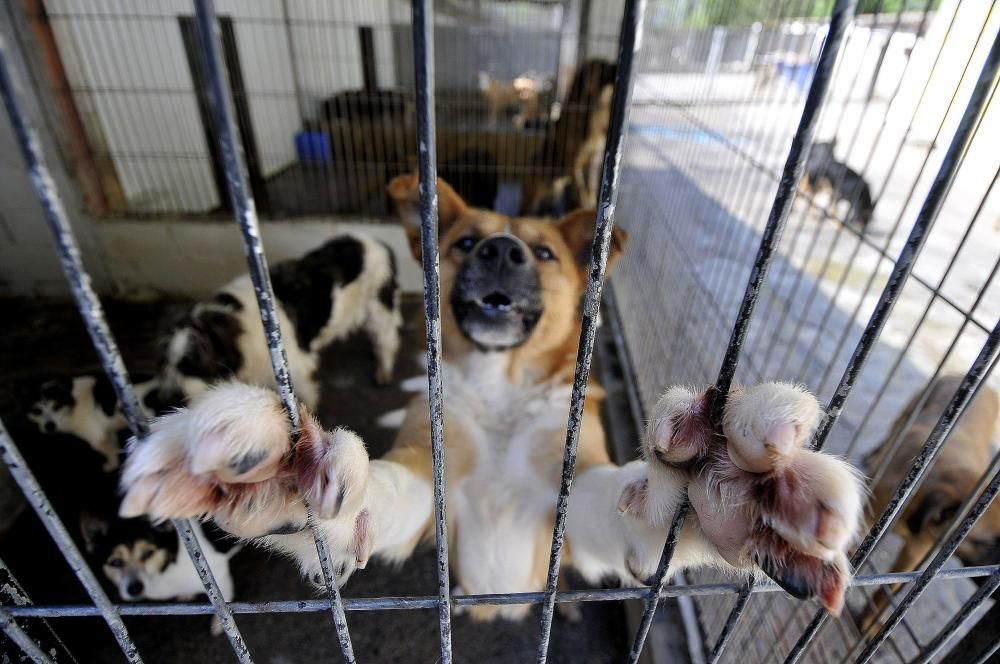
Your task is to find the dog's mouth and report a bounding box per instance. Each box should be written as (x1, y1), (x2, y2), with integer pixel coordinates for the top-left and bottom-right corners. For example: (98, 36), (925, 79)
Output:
(452, 288), (543, 352)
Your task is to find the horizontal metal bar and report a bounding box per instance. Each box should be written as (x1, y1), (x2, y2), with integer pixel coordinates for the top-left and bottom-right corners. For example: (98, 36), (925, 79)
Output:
(536, 1), (648, 662)
(913, 566), (1000, 664)
(7, 566), (998, 619)
(410, 2), (452, 661)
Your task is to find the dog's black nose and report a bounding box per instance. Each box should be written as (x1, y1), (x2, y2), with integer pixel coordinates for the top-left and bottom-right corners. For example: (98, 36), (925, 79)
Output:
(44, 422), (56, 433)
(475, 235), (529, 271)
(126, 580), (144, 597)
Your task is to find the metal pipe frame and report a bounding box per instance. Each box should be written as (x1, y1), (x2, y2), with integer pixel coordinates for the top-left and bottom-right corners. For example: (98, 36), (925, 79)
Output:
(5, 565), (997, 619)
(0, 30), (250, 664)
(535, 1), (649, 662)
(189, 2), (356, 661)
(410, 1), (453, 661)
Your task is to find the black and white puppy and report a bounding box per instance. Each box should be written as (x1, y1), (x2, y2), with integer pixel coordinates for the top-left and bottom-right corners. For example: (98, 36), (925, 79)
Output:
(156, 233), (401, 409)
(28, 375), (161, 471)
(81, 514), (239, 610)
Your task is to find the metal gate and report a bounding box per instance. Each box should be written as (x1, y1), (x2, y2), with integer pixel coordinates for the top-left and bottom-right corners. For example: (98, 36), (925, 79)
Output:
(1, 0), (999, 662)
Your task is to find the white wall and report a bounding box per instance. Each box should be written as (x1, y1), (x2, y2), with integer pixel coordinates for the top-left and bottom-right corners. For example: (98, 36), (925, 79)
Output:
(41, 0), (404, 214)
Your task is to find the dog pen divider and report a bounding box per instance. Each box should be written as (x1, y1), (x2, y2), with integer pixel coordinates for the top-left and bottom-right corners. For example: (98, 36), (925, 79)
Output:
(3, 1), (1000, 662)
(410, 1), (454, 661)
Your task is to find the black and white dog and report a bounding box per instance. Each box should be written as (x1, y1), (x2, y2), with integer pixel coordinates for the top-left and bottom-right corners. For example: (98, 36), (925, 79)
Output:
(801, 141), (875, 230)
(81, 513), (240, 627)
(28, 375), (161, 471)
(156, 233), (401, 409)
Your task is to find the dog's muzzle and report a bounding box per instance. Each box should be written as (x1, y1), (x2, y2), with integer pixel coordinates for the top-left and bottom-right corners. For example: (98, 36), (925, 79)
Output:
(451, 234), (544, 352)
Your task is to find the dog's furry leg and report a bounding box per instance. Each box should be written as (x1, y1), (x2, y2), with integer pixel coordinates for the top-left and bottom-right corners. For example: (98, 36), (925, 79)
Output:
(364, 299), (401, 386)
(119, 381), (433, 587)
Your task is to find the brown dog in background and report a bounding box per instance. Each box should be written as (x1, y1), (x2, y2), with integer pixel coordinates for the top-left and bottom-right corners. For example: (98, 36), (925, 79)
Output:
(861, 375), (999, 629)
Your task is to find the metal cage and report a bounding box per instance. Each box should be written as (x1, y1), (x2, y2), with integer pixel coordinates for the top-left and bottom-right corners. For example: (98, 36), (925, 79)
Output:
(1, 0), (999, 662)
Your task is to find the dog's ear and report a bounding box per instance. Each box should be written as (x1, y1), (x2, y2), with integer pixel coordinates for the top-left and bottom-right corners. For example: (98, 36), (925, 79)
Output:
(906, 488), (960, 535)
(387, 174), (468, 261)
(556, 209), (629, 275)
(80, 512), (109, 553)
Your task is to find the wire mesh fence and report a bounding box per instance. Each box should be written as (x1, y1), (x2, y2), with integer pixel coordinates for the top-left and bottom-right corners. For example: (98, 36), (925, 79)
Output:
(1, 0), (999, 662)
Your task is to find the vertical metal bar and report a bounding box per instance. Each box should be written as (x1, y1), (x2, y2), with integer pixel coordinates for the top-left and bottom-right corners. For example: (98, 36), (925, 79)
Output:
(409, 2), (452, 662)
(633, 1), (854, 659)
(710, 0), (856, 414)
(0, 421), (140, 664)
(856, 462), (1000, 664)
(6, 14), (251, 658)
(190, 2), (354, 661)
(626, 501), (690, 664)
(785, 317), (1000, 664)
(0, 33), (255, 664)
(1, 608), (55, 664)
(913, 566), (1000, 664)
(535, 2), (648, 662)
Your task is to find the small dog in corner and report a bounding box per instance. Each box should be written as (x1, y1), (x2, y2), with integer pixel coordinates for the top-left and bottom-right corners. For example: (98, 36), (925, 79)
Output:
(155, 233), (401, 410)
(81, 513), (240, 632)
(860, 375), (999, 629)
(801, 141), (875, 230)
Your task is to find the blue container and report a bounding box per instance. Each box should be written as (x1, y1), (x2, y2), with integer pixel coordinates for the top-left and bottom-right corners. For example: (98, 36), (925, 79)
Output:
(295, 131), (332, 165)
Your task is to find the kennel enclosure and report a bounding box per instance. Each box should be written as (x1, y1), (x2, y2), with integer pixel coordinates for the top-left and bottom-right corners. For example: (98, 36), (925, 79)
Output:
(2, 0), (1000, 662)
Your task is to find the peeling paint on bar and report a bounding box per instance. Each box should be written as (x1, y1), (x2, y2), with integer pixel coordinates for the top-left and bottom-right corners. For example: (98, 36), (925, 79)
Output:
(784, 27), (1000, 664)
(0, 33), (258, 664)
(190, 2), (356, 661)
(411, 2), (453, 661)
(0, 420), (141, 664)
(535, 2), (648, 662)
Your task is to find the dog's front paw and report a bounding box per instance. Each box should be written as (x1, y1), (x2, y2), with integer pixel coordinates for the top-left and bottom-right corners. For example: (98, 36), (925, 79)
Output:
(645, 383), (863, 614)
(120, 382), (371, 543)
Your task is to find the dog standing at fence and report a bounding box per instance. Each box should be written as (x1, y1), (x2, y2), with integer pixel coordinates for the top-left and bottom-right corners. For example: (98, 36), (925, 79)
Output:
(155, 233), (401, 410)
(118, 175), (866, 621)
(859, 375), (999, 630)
(800, 140), (875, 230)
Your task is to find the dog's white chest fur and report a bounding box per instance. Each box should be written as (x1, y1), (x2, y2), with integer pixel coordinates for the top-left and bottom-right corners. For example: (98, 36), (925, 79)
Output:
(444, 354), (571, 599)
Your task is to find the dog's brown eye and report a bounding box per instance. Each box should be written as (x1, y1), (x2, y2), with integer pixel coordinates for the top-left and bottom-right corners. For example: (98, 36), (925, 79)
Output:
(534, 246), (555, 261)
(108, 559), (124, 568)
(453, 236), (478, 253)
(140, 550), (155, 562)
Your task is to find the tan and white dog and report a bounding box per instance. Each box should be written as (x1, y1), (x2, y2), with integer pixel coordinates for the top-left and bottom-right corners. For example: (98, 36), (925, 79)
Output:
(119, 176), (864, 621)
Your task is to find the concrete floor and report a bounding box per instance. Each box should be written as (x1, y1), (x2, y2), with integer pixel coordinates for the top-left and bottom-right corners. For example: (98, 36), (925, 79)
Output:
(0, 296), (628, 663)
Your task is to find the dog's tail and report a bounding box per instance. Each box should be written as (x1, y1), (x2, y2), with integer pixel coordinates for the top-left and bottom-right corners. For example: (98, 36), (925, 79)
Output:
(853, 182), (875, 230)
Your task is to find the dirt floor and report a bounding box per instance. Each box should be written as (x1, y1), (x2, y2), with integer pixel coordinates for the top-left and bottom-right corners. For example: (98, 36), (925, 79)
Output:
(0, 296), (628, 663)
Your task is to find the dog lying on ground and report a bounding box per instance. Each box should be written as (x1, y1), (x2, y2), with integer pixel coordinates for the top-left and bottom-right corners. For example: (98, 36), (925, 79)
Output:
(81, 512), (240, 633)
(800, 141), (875, 230)
(860, 375), (999, 629)
(28, 375), (161, 471)
(155, 234), (401, 410)
(118, 176), (865, 620)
